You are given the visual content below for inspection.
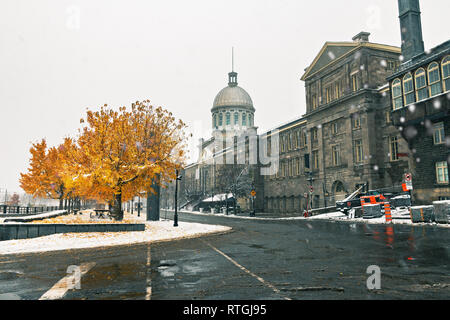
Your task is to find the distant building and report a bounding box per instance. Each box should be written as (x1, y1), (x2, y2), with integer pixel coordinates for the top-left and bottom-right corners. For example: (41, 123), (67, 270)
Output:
(263, 32), (409, 212)
(388, 0), (450, 203)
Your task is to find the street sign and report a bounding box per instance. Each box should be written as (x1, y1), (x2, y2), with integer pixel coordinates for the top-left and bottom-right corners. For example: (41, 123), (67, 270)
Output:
(251, 190), (256, 197)
(309, 186), (314, 193)
(402, 181), (413, 191)
(404, 173), (412, 182)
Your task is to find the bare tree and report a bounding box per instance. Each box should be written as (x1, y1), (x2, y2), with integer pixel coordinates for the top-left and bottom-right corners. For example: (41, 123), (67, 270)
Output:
(215, 164), (253, 214)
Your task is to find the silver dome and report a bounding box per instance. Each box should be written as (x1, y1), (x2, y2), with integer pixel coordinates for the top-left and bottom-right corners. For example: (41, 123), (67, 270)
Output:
(212, 85), (254, 112)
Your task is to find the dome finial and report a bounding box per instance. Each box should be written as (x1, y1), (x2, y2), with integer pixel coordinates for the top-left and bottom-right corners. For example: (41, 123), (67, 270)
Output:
(228, 47), (238, 87)
(232, 46), (234, 72)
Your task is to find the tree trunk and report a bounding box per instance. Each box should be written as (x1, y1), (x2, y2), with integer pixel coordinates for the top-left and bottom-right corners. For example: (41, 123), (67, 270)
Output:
(59, 197), (64, 210)
(111, 192), (123, 221)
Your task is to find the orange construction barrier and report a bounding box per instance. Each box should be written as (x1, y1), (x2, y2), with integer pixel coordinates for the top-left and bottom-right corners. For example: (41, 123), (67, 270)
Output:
(384, 202), (392, 223)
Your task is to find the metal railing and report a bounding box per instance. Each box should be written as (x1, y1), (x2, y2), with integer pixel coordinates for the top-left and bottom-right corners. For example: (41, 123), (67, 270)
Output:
(0, 205), (60, 215)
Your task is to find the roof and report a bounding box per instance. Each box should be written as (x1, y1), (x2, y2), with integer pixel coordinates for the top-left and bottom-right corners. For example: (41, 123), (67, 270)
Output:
(212, 85), (254, 112)
(387, 40), (450, 80)
(301, 41), (401, 81)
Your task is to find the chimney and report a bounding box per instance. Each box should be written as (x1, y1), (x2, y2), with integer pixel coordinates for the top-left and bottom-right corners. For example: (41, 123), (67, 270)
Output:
(397, 0), (425, 61)
(352, 32), (370, 43)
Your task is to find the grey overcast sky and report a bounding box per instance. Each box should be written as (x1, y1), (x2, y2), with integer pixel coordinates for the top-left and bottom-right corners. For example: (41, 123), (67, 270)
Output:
(0, 0), (449, 193)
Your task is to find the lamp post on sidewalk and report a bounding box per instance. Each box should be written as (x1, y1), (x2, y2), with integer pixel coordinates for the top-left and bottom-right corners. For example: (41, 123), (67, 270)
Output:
(174, 169), (182, 227)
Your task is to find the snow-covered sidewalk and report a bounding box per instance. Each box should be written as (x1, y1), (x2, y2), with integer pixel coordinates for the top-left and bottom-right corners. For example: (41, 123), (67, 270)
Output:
(174, 209), (450, 228)
(0, 220), (231, 256)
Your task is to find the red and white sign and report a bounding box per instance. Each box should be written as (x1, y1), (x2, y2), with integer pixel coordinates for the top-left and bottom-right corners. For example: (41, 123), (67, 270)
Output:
(404, 173), (412, 182)
(309, 186), (314, 193)
(402, 181), (413, 191)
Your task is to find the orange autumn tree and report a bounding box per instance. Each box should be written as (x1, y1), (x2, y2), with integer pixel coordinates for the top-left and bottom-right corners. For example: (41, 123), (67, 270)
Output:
(20, 138), (76, 209)
(76, 100), (189, 220)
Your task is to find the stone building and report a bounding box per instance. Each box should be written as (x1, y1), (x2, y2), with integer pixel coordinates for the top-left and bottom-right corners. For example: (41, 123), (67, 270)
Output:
(388, 0), (450, 203)
(292, 32), (411, 210)
(176, 68), (264, 212)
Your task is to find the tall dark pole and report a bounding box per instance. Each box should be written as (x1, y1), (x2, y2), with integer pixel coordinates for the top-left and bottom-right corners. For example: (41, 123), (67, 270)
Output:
(174, 169), (179, 227)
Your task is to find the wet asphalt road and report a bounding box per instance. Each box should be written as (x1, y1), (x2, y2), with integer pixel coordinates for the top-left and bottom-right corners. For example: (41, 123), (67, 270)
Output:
(0, 211), (449, 300)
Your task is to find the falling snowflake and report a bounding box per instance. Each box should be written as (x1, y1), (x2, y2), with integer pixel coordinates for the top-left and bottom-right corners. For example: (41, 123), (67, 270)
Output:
(408, 104), (416, 113)
(380, 60), (387, 67)
(424, 119), (432, 128)
(354, 51), (362, 60)
(416, 157), (421, 163)
(328, 51), (336, 60)
(360, 65), (365, 71)
(364, 84), (369, 89)
(445, 137), (450, 147)
(400, 117), (406, 123)
(399, 55), (404, 62)
(382, 91), (387, 97)
(412, 148), (416, 154)
(404, 126), (418, 140)
(373, 165), (379, 171)
(433, 99), (442, 109)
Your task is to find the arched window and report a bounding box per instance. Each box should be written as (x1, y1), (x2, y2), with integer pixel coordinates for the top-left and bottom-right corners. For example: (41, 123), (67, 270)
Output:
(249, 114), (253, 127)
(234, 112), (239, 125)
(226, 112), (230, 125)
(403, 73), (415, 105)
(415, 68), (428, 101)
(428, 62), (442, 97)
(213, 114), (217, 128)
(218, 113), (223, 126)
(442, 56), (450, 92)
(242, 113), (247, 126)
(392, 79), (403, 110)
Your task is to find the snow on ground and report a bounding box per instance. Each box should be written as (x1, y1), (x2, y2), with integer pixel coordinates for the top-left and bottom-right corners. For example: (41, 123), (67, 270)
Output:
(0, 219), (231, 256)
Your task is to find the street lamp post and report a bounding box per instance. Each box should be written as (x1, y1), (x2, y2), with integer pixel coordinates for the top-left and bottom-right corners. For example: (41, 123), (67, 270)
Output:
(307, 171), (314, 211)
(174, 169), (182, 227)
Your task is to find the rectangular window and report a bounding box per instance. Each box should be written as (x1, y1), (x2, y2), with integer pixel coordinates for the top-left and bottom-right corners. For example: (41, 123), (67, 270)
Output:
(331, 122), (338, 135)
(354, 139), (363, 163)
(389, 136), (399, 161)
(311, 128), (318, 141)
(296, 158), (300, 175)
(433, 122), (445, 145)
(332, 145), (340, 166)
(436, 161), (449, 184)
(385, 111), (391, 124)
(301, 131), (307, 147)
(335, 82), (340, 99)
(311, 94), (317, 110)
(326, 87), (331, 104)
(312, 150), (319, 170)
(352, 74), (359, 92)
(352, 114), (361, 129)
